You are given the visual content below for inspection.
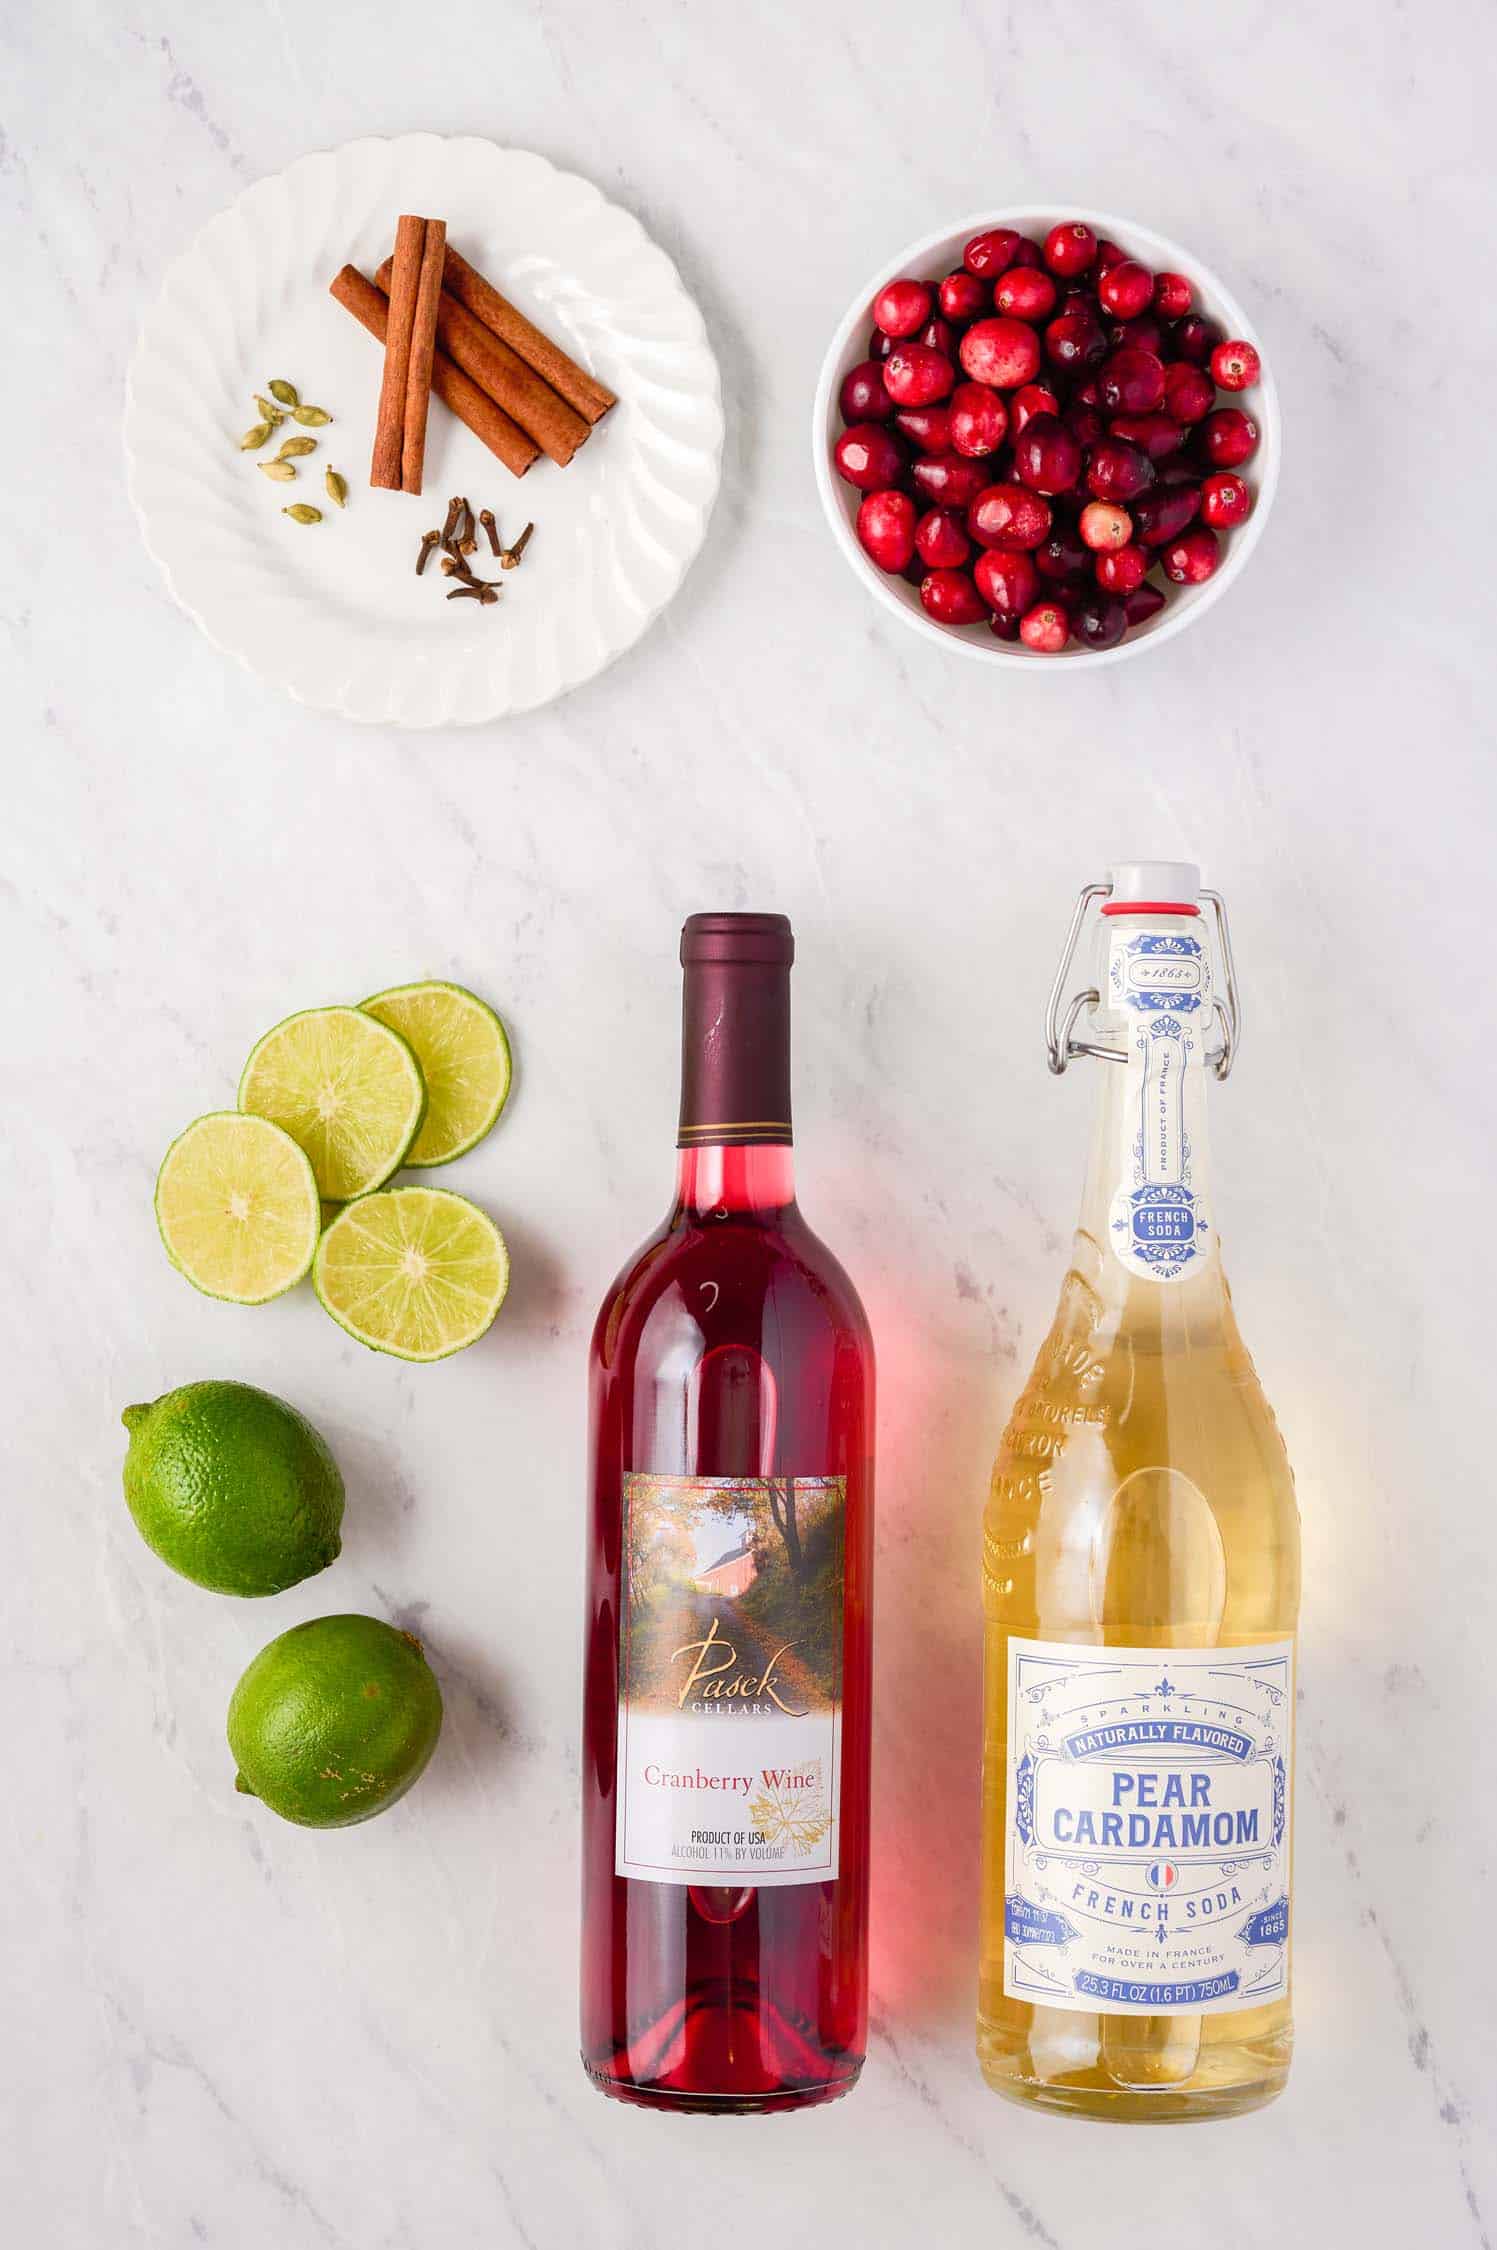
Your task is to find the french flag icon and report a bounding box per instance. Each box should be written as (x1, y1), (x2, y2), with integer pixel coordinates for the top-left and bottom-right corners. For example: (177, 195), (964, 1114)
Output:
(1147, 1862), (1180, 1891)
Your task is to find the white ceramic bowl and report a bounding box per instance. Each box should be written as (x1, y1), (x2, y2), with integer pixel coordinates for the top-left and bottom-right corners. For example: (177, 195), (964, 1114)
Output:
(812, 205), (1280, 669)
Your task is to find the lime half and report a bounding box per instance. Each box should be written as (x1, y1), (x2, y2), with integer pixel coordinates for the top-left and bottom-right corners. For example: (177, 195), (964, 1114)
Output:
(156, 1112), (319, 1303)
(238, 1006), (426, 1202)
(314, 1187), (508, 1361)
(361, 982), (511, 1167)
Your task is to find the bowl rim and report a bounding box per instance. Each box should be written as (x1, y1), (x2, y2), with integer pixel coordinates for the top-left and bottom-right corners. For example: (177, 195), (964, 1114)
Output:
(811, 203), (1281, 670)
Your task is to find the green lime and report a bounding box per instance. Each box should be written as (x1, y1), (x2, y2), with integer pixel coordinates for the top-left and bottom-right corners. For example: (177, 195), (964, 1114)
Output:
(238, 1005), (426, 1202)
(155, 1111), (319, 1304)
(361, 981), (511, 1167)
(227, 1613), (443, 1828)
(314, 1186), (508, 1362)
(121, 1379), (343, 1596)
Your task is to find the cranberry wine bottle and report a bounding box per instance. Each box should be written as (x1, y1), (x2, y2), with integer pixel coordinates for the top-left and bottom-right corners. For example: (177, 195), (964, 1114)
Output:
(581, 913), (875, 2111)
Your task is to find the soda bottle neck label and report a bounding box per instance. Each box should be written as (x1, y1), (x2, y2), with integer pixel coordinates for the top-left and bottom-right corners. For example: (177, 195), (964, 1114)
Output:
(1098, 919), (1217, 1284)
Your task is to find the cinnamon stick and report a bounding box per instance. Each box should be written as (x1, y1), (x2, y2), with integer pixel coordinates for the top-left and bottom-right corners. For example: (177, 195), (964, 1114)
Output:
(441, 245), (616, 427)
(329, 265), (539, 479)
(376, 256), (590, 468)
(371, 216), (425, 489)
(401, 217), (447, 494)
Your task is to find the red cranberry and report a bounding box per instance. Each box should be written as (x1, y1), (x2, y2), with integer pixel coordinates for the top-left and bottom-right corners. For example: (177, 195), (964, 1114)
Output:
(884, 343), (956, 407)
(1098, 347), (1166, 414)
(994, 266), (1058, 322)
(855, 488), (917, 573)
(895, 405), (953, 454)
(866, 326), (896, 361)
(915, 505), (972, 568)
(1008, 237), (1045, 270)
(1153, 271), (1192, 319)
(1210, 338), (1262, 391)
(920, 567), (986, 624)
(1020, 600), (1070, 652)
(1162, 361), (1215, 423)
(839, 359), (894, 423)
(960, 316), (1042, 390)
(1199, 406), (1261, 467)
(1079, 500), (1132, 551)
(1086, 438), (1155, 503)
(1109, 411), (1185, 460)
(1060, 285), (1096, 317)
(1109, 314), (1168, 359)
(910, 451), (989, 508)
(939, 269), (990, 323)
(1161, 526), (1220, 584)
(948, 381), (1010, 457)
(1201, 470), (1253, 528)
(1074, 592), (1127, 650)
(1013, 412), (1082, 495)
(968, 482), (1052, 550)
(1010, 382), (1061, 436)
(1097, 259), (1153, 320)
(1124, 581), (1167, 626)
(1133, 484), (1201, 546)
(1043, 222), (1097, 277)
(834, 423), (907, 491)
(974, 547), (1040, 615)
(1096, 542), (1148, 594)
(1172, 313), (1226, 365)
(963, 226), (1023, 277)
(872, 278), (932, 338)
(987, 609), (1023, 642)
(1095, 237), (1125, 273)
(919, 314), (957, 360)
(1034, 525), (1089, 585)
(1065, 401), (1105, 447)
(1045, 311), (1107, 373)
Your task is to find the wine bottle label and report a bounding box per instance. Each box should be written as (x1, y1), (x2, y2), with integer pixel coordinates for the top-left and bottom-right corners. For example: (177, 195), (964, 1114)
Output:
(615, 1472), (845, 1887)
(1003, 1636), (1293, 2016)
(1105, 924), (1216, 1282)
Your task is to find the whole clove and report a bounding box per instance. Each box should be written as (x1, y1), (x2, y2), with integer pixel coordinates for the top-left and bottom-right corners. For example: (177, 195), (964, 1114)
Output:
(499, 521), (534, 569)
(479, 508), (500, 556)
(416, 529), (440, 575)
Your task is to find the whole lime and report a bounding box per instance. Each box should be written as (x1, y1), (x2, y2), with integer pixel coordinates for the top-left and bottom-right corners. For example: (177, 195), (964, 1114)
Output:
(227, 1613), (444, 1828)
(121, 1380), (343, 1597)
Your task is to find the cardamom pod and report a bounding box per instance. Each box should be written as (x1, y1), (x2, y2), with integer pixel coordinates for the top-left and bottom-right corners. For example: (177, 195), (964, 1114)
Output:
(292, 404), (332, 426)
(282, 504), (322, 524)
(258, 459), (298, 482)
(239, 421), (273, 450)
(275, 436), (318, 459)
(268, 379), (299, 407)
(253, 395), (286, 427)
(324, 468), (348, 509)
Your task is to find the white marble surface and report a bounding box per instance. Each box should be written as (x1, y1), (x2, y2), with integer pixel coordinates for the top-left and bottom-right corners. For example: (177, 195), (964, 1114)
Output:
(5, 4), (1494, 2244)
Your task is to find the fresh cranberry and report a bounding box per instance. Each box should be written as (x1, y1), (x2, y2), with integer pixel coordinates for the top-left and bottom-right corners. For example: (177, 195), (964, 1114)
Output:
(948, 381), (1010, 457)
(1010, 382), (1062, 436)
(1210, 338), (1262, 391)
(1124, 581), (1167, 626)
(910, 451), (989, 508)
(974, 547), (1040, 615)
(1074, 592), (1127, 650)
(834, 423), (907, 491)
(839, 359), (894, 423)
(1020, 600), (1070, 652)
(1153, 271), (1192, 319)
(872, 278), (932, 338)
(1086, 438), (1155, 503)
(915, 506), (972, 568)
(1034, 525), (1089, 585)
(1108, 313), (1168, 359)
(1162, 361), (1215, 423)
(960, 316), (1042, 390)
(1079, 500), (1133, 551)
(1172, 313), (1226, 365)
(919, 315), (957, 360)
(1095, 238), (1125, 272)
(939, 269), (990, 323)
(964, 227), (1023, 277)
(1008, 238), (1045, 270)
(968, 482), (1052, 549)
(1161, 526), (1220, 584)
(987, 609), (1023, 642)
(1013, 412), (1082, 495)
(1199, 406), (1261, 467)
(1065, 402), (1105, 447)
(855, 488), (917, 573)
(1096, 542), (1148, 593)
(994, 266), (1059, 322)
(920, 567), (986, 624)
(1109, 411), (1185, 460)
(895, 405), (953, 454)
(1097, 260), (1153, 320)
(1043, 222), (1097, 277)
(1133, 483), (1201, 545)
(866, 326), (896, 361)
(1098, 347), (1166, 414)
(884, 343), (956, 407)
(1201, 470), (1253, 528)
(1044, 311), (1107, 374)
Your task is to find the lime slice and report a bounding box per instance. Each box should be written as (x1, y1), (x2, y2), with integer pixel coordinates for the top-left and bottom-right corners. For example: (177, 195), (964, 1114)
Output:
(360, 982), (511, 1167)
(314, 1187), (509, 1361)
(156, 1112), (319, 1304)
(238, 1006), (426, 1202)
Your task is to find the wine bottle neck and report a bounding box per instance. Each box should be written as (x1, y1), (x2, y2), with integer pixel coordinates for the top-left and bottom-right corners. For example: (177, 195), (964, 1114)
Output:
(676, 913), (794, 1166)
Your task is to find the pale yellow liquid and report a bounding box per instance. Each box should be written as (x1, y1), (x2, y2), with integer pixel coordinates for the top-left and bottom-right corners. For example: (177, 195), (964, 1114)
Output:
(978, 1055), (1300, 2121)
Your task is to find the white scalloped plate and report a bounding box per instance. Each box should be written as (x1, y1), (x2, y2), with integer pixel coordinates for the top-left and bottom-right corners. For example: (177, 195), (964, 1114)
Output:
(125, 136), (723, 726)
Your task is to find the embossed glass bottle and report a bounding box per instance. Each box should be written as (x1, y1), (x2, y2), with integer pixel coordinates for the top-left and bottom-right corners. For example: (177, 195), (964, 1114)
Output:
(978, 863), (1300, 2121)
